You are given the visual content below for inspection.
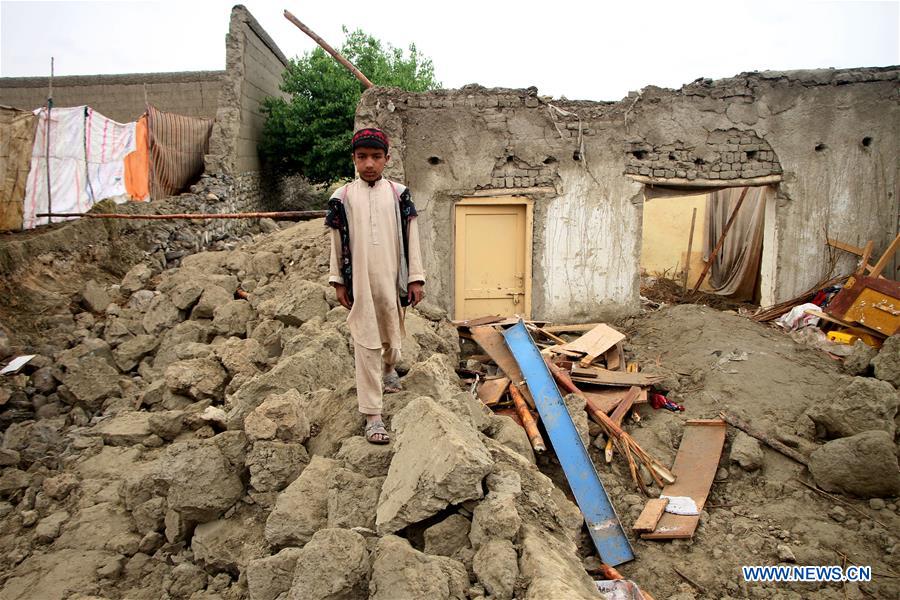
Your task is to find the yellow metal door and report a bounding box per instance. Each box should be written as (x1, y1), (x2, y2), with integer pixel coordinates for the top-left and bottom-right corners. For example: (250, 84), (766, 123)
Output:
(454, 199), (531, 320)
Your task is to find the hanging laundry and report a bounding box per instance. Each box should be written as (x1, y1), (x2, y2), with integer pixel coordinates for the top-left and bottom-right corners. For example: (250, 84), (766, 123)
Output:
(124, 114), (150, 201)
(148, 105), (212, 199)
(85, 107), (136, 204)
(0, 107), (37, 231)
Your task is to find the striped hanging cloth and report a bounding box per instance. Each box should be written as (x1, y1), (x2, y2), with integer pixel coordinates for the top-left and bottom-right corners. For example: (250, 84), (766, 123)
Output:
(147, 105), (213, 199)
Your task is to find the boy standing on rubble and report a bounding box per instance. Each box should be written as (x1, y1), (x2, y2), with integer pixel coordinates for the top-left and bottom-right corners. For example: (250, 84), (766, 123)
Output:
(326, 128), (425, 445)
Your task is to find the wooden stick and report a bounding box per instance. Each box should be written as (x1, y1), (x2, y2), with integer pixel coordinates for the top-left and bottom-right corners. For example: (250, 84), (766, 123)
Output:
(855, 240), (874, 277)
(691, 186), (749, 294)
(543, 323), (599, 334)
(35, 210), (326, 221)
(682, 206), (698, 291)
(283, 10), (374, 89)
(509, 384), (546, 452)
(870, 233), (900, 278)
(673, 567), (705, 593)
(605, 386), (639, 463)
(720, 411), (809, 466)
(793, 479), (890, 530)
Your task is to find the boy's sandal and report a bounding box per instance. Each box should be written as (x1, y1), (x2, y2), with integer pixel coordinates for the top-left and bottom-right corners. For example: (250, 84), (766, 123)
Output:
(383, 370), (402, 394)
(365, 421), (390, 445)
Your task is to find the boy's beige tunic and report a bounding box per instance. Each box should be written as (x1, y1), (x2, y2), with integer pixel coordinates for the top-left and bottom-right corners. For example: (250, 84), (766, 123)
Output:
(328, 178), (425, 413)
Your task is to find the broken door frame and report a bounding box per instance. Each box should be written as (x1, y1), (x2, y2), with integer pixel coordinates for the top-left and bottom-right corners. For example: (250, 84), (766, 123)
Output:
(453, 195), (534, 320)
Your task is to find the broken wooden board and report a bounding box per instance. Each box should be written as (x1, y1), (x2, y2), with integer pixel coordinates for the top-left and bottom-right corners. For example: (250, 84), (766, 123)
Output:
(632, 498), (669, 533)
(451, 315), (503, 328)
(642, 419), (726, 540)
(805, 308), (887, 341)
(571, 366), (662, 387)
(550, 324), (625, 364)
(470, 326), (535, 408)
(582, 388), (648, 414)
(502, 320), (634, 566)
(476, 376), (509, 407)
(543, 323), (600, 334)
(603, 342), (625, 371)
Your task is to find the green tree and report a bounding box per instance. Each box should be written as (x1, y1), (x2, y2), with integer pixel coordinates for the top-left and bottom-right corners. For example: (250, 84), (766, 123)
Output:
(260, 28), (439, 185)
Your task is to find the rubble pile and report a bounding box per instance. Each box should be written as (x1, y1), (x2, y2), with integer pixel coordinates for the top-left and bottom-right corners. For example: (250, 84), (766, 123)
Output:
(0, 219), (605, 600)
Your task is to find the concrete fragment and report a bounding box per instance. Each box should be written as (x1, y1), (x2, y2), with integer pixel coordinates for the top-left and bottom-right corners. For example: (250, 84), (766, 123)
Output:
(287, 528), (370, 600)
(164, 357), (227, 401)
(246, 440), (309, 493)
(326, 468), (382, 530)
(212, 299), (255, 337)
(90, 411), (153, 446)
(265, 456), (338, 548)
(809, 430), (900, 497)
(872, 335), (900, 387)
(215, 337), (265, 375)
(113, 334), (158, 372)
(132, 496), (166, 534)
(192, 511), (267, 575)
(244, 389), (310, 442)
(265, 279), (329, 326)
(247, 547), (303, 600)
(127, 289), (156, 312)
(369, 535), (468, 600)
(142, 295), (181, 335)
(163, 562), (207, 600)
(336, 435), (394, 478)
(157, 440), (244, 522)
(730, 431), (765, 471)
(191, 284), (233, 319)
(250, 251), (282, 277)
(121, 263), (154, 294)
(376, 396), (494, 535)
(42, 472), (78, 500)
(61, 355), (120, 409)
(519, 524), (603, 599)
(424, 513), (472, 557)
(469, 492), (522, 548)
(487, 415), (535, 464)
(806, 376), (899, 438)
(82, 279), (111, 313)
(473, 539), (518, 600)
(148, 410), (185, 440)
(842, 340), (877, 375)
(35, 510), (70, 543)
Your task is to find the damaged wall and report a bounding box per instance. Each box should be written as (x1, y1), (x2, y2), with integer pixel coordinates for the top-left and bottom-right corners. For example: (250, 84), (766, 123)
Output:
(357, 66), (899, 319)
(0, 71), (223, 123)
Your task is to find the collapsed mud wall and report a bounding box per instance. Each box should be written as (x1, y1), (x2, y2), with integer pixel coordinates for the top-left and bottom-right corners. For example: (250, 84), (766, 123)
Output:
(357, 66), (899, 319)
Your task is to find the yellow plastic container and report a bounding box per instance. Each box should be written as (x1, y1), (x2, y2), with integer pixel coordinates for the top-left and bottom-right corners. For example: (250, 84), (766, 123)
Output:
(827, 331), (858, 345)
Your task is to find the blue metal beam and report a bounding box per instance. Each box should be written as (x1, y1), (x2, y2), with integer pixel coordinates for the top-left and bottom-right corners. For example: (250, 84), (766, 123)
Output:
(503, 320), (634, 566)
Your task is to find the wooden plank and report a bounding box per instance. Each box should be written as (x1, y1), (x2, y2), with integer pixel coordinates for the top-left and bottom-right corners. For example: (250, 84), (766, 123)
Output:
(855, 240), (875, 277)
(582, 388), (648, 414)
(807, 307), (887, 339)
(470, 326), (535, 408)
(632, 498), (669, 533)
(827, 238), (866, 256)
(641, 419), (726, 540)
(870, 233), (900, 278)
(452, 315), (503, 328)
(476, 377), (509, 407)
(552, 324), (625, 361)
(543, 323), (601, 334)
(571, 366), (662, 387)
(605, 386), (640, 462)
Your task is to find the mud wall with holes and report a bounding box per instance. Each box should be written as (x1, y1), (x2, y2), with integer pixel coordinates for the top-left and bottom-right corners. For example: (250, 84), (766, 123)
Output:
(359, 67), (898, 320)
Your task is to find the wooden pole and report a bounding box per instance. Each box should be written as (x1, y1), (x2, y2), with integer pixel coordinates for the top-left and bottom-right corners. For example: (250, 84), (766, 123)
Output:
(682, 207), (697, 291)
(869, 233), (900, 278)
(34, 210), (327, 221)
(509, 384), (546, 453)
(283, 10), (374, 89)
(720, 411), (809, 466)
(45, 57), (54, 224)
(691, 186), (750, 294)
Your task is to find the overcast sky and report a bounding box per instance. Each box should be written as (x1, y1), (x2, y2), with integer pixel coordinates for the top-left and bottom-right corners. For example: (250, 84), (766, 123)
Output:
(1, 0), (897, 101)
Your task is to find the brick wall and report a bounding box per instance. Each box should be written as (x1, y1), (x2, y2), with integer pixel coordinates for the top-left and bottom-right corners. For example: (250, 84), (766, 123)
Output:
(0, 71), (223, 123)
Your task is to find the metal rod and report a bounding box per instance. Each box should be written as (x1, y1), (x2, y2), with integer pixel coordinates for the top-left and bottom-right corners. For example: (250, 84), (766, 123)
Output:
(691, 186), (750, 294)
(33, 210), (327, 221)
(45, 57), (54, 224)
(283, 10), (374, 89)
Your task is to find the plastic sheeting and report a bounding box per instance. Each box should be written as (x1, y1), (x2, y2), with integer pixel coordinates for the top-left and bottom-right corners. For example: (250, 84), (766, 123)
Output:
(22, 106), (135, 229)
(0, 107), (37, 231)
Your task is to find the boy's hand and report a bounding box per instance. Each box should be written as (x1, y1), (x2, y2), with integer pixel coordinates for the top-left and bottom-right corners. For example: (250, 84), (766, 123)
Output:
(408, 282), (425, 307)
(334, 284), (353, 310)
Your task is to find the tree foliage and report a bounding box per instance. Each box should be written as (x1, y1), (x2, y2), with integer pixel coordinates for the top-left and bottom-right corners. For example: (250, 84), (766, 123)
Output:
(260, 28), (439, 184)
